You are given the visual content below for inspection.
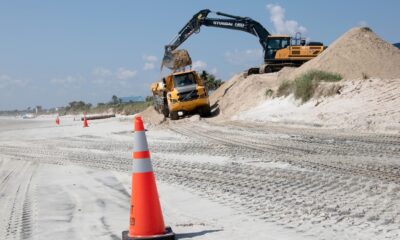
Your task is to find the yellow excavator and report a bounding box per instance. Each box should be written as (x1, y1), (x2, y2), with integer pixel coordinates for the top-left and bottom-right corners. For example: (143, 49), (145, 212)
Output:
(162, 9), (326, 75)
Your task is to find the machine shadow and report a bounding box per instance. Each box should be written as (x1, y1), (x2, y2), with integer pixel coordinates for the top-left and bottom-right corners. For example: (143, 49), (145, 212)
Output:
(175, 229), (223, 239)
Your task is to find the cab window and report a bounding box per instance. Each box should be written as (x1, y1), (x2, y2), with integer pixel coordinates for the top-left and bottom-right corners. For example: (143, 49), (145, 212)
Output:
(281, 39), (289, 48)
(173, 73), (196, 87)
(268, 39), (280, 50)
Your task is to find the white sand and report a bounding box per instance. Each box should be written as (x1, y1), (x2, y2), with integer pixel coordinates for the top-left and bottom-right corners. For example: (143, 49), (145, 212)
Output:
(0, 116), (313, 240)
(1, 113), (399, 239)
(235, 78), (400, 133)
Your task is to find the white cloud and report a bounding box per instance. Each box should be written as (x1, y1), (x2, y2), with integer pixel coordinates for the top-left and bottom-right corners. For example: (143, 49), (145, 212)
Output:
(143, 55), (158, 71)
(192, 60), (207, 70)
(50, 75), (84, 87)
(225, 49), (263, 66)
(0, 74), (29, 89)
(210, 67), (218, 75)
(91, 78), (106, 85)
(93, 67), (112, 77)
(92, 67), (137, 82)
(143, 55), (158, 62)
(143, 62), (155, 71)
(266, 4), (307, 35)
(116, 68), (137, 80)
(0, 75), (12, 88)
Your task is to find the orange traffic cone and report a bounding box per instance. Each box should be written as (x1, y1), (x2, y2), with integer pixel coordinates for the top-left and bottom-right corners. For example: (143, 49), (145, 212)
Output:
(55, 116), (60, 125)
(83, 116), (89, 128)
(122, 116), (175, 240)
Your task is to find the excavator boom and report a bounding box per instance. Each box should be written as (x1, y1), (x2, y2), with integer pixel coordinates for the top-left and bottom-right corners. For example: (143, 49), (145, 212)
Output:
(165, 9), (270, 53)
(162, 9), (272, 70)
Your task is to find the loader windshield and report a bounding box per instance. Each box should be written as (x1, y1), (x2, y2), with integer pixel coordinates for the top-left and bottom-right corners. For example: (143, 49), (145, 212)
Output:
(173, 73), (196, 87)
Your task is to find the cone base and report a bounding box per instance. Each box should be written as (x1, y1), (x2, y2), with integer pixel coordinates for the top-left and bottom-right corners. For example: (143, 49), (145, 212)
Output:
(122, 227), (175, 240)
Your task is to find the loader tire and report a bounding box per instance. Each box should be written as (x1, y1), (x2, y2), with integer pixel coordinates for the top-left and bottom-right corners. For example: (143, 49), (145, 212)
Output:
(162, 108), (170, 118)
(199, 105), (211, 117)
(170, 111), (179, 120)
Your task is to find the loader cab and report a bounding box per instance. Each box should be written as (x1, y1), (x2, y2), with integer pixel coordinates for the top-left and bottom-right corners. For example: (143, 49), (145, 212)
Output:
(173, 72), (197, 88)
(265, 35), (291, 60)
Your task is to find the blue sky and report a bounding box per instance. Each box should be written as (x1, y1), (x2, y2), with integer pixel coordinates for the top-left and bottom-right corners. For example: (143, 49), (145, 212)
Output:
(0, 0), (399, 110)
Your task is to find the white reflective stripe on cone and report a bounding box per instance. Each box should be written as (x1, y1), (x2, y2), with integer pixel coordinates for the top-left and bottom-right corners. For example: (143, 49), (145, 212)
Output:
(132, 159), (153, 173)
(133, 131), (149, 152)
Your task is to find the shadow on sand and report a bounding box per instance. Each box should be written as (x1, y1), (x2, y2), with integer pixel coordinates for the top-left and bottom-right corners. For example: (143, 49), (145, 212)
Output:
(175, 229), (222, 239)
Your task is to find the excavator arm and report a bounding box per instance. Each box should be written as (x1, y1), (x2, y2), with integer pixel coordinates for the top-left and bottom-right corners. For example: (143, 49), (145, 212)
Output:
(165, 9), (271, 53)
(165, 9), (211, 52)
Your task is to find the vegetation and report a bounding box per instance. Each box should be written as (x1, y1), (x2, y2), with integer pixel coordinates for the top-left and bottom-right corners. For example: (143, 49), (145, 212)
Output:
(64, 101), (92, 114)
(111, 95), (121, 105)
(277, 80), (293, 97)
(199, 70), (223, 91)
(88, 97), (151, 116)
(265, 89), (274, 97)
(0, 95), (153, 117)
(277, 70), (342, 102)
(145, 96), (153, 102)
(61, 95), (150, 115)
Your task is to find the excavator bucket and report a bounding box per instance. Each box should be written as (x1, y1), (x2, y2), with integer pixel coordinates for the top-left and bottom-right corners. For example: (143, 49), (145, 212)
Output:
(161, 49), (192, 71)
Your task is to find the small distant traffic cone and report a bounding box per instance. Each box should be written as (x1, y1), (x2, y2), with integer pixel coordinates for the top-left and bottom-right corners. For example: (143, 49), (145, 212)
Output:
(122, 116), (175, 240)
(55, 116), (60, 125)
(83, 116), (89, 128)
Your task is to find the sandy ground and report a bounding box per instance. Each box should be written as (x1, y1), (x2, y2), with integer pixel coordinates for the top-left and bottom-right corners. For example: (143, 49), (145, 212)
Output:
(1, 116), (400, 240)
(1, 116), (323, 240)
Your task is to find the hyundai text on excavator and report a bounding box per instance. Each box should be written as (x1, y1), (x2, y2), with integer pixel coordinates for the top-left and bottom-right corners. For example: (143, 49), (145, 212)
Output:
(162, 9), (326, 75)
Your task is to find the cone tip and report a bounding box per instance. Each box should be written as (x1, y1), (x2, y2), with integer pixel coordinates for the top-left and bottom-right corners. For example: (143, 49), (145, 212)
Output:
(134, 116), (145, 131)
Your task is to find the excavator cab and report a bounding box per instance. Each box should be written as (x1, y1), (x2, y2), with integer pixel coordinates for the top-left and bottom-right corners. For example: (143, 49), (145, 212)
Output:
(265, 35), (291, 60)
(262, 34), (325, 73)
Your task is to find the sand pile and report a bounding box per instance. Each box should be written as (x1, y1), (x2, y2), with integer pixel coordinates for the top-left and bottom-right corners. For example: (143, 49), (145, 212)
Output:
(138, 106), (165, 126)
(210, 73), (283, 119)
(286, 27), (400, 80)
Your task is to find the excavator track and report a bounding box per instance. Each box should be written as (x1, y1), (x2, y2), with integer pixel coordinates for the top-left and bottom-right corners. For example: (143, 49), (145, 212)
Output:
(247, 62), (303, 77)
